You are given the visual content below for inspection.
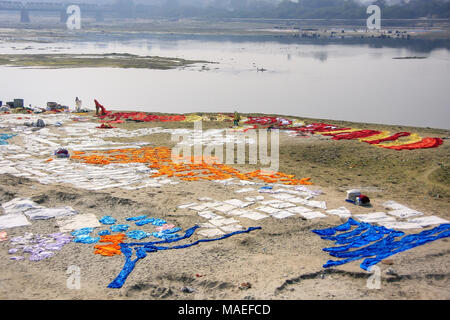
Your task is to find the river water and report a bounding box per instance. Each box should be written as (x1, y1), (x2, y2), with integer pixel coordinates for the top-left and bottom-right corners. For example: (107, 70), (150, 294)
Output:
(1, 34), (449, 129)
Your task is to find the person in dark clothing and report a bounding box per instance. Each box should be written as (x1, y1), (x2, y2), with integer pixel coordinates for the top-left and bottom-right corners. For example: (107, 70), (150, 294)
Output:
(233, 111), (241, 127)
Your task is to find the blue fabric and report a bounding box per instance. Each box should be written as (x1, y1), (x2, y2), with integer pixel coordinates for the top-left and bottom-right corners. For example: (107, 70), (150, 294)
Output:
(313, 221), (450, 271)
(98, 230), (111, 236)
(99, 216), (117, 225)
(126, 215), (147, 222)
(107, 226), (262, 289)
(161, 227), (181, 234)
(152, 218), (167, 226)
(323, 226), (394, 253)
(135, 217), (155, 226)
(151, 232), (180, 240)
(110, 224), (130, 232)
(319, 223), (371, 242)
(126, 230), (150, 240)
(73, 234), (100, 244)
(312, 218), (360, 236)
(0, 133), (16, 145)
(71, 228), (95, 236)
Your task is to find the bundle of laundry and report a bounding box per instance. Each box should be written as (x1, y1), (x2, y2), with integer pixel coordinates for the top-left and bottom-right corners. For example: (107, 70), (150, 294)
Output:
(54, 148), (70, 158)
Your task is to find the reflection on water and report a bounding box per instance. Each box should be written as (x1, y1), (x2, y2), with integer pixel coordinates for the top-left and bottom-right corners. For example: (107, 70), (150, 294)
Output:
(0, 35), (449, 129)
(312, 51), (328, 62)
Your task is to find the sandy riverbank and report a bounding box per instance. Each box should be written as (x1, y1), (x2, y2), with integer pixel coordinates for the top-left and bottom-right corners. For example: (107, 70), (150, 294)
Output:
(0, 110), (449, 300)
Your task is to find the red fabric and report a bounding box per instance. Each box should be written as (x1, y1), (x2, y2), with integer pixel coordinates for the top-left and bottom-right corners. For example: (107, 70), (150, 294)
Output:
(290, 123), (349, 134)
(358, 195), (370, 204)
(245, 117), (279, 125)
(99, 120), (125, 124)
(381, 138), (444, 150)
(365, 132), (411, 145)
(325, 130), (382, 140)
(245, 117), (292, 126)
(99, 112), (186, 123)
(97, 123), (115, 129)
(94, 99), (108, 116)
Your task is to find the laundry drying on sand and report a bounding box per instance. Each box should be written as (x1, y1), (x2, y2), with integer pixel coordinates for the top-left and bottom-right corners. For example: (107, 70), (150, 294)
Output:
(0, 105), (448, 300)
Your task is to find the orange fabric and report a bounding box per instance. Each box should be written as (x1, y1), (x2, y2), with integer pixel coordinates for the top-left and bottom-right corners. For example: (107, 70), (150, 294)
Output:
(99, 112), (186, 123)
(94, 233), (126, 257)
(74, 146), (312, 185)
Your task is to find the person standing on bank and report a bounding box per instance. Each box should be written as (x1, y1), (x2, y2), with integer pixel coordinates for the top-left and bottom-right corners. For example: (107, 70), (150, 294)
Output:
(234, 111), (241, 127)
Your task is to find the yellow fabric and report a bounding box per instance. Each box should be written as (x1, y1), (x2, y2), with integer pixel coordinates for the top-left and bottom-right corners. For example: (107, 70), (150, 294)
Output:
(359, 131), (391, 142)
(202, 115), (216, 121)
(182, 114), (243, 123)
(183, 114), (204, 122)
(215, 114), (232, 122)
(376, 133), (422, 147)
(291, 120), (305, 127)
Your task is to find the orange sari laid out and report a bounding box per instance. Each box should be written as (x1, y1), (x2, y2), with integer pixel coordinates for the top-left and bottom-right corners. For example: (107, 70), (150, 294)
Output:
(73, 147), (313, 186)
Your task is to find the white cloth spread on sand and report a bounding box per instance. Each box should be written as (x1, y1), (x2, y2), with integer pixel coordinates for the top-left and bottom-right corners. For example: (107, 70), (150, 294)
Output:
(223, 199), (254, 208)
(271, 193), (296, 201)
(255, 206), (281, 214)
(209, 218), (239, 227)
(239, 211), (269, 221)
(198, 211), (221, 220)
(197, 228), (226, 238)
(300, 211), (327, 220)
(235, 188), (255, 193)
(353, 212), (396, 224)
(383, 200), (424, 218)
(2, 198), (78, 220)
(407, 216), (449, 227)
(387, 209), (424, 219)
(378, 221), (423, 230)
(326, 207), (352, 218)
(56, 213), (101, 233)
(24, 207), (78, 220)
(213, 204), (238, 213)
(271, 211), (295, 219)
(2, 198), (43, 215)
(0, 214), (31, 230)
(244, 196), (264, 202)
(286, 206), (313, 214)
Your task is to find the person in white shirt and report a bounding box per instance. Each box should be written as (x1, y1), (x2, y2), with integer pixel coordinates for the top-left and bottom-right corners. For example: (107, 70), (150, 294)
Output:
(75, 97), (82, 112)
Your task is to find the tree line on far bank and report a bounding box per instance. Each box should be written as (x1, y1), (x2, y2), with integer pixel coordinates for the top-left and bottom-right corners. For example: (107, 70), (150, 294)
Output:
(111, 0), (450, 19)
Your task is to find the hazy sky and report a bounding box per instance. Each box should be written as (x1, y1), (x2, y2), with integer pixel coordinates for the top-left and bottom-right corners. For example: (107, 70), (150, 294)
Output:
(3, 0), (447, 8)
(0, 0), (414, 4)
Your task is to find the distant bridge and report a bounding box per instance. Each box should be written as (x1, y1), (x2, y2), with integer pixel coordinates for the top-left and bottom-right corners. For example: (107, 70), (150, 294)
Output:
(0, 1), (109, 22)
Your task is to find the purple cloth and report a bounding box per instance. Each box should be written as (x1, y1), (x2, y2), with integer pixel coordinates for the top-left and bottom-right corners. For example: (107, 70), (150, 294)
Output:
(8, 232), (73, 262)
(30, 251), (55, 261)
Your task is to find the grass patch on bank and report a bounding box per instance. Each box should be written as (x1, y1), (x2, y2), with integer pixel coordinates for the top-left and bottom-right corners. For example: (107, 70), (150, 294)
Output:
(0, 53), (213, 70)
